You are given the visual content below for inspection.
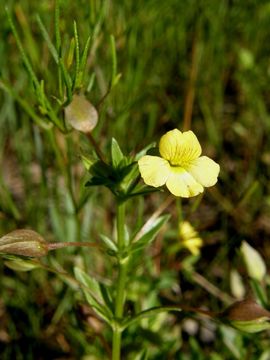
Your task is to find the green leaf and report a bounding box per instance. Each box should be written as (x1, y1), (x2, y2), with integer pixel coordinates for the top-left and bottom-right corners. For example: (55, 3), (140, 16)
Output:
(54, 0), (61, 52)
(122, 305), (182, 330)
(110, 35), (117, 86)
(73, 20), (80, 89)
(6, 9), (40, 91)
(77, 35), (91, 87)
(128, 183), (160, 198)
(74, 267), (113, 323)
(230, 319), (270, 333)
(36, 15), (58, 63)
(99, 234), (117, 253)
(74, 266), (104, 303)
(111, 138), (124, 168)
(250, 278), (268, 308)
(67, 37), (75, 69)
(99, 283), (114, 312)
(4, 257), (41, 272)
(130, 214), (170, 253)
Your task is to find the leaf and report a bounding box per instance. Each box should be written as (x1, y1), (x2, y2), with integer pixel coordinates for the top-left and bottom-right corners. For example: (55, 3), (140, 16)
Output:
(4, 257), (41, 272)
(36, 15), (58, 63)
(73, 20), (80, 89)
(99, 283), (114, 312)
(111, 138), (124, 168)
(99, 234), (117, 252)
(130, 214), (170, 253)
(74, 267), (113, 323)
(77, 35), (91, 87)
(128, 184), (160, 198)
(122, 305), (182, 330)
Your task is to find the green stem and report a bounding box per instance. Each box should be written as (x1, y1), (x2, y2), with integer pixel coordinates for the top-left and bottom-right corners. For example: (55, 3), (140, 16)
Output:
(116, 201), (126, 251)
(112, 201), (128, 360)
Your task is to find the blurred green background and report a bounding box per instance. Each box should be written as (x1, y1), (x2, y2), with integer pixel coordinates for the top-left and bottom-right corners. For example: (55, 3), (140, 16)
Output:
(1, 0), (270, 359)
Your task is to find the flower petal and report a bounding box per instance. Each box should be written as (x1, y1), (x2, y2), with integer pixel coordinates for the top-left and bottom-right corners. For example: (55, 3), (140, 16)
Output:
(165, 167), (204, 197)
(185, 156), (220, 187)
(138, 156), (170, 187)
(159, 129), (202, 165)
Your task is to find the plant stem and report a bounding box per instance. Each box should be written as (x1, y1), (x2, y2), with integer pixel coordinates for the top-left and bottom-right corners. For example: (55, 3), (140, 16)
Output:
(116, 201), (126, 251)
(48, 241), (99, 250)
(112, 201), (127, 360)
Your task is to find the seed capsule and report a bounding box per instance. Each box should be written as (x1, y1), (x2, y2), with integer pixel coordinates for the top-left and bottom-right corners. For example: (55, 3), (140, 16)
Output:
(0, 229), (48, 257)
(65, 94), (98, 133)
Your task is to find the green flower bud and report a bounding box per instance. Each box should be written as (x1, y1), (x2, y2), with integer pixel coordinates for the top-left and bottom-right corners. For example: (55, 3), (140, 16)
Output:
(65, 94), (98, 133)
(0, 229), (48, 257)
(220, 298), (270, 333)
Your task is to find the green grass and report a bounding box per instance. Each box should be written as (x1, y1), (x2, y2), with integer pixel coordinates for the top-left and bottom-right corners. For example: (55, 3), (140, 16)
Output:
(1, 0), (270, 359)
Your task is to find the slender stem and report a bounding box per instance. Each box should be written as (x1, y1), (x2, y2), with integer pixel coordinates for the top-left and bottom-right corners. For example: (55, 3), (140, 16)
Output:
(48, 241), (99, 251)
(122, 305), (214, 330)
(116, 201), (126, 251)
(112, 323), (122, 360)
(183, 29), (199, 131)
(112, 201), (127, 360)
(86, 132), (106, 162)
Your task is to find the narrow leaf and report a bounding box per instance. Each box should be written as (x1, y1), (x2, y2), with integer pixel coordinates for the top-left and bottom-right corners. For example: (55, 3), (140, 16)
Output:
(78, 35), (91, 86)
(122, 306), (182, 330)
(130, 214), (170, 252)
(67, 37), (75, 69)
(110, 35), (117, 86)
(99, 234), (117, 252)
(36, 15), (58, 63)
(111, 138), (124, 168)
(73, 20), (80, 89)
(6, 9), (40, 90)
(54, 0), (61, 53)
(74, 267), (113, 323)
(74, 266), (103, 303)
(4, 257), (41, 272)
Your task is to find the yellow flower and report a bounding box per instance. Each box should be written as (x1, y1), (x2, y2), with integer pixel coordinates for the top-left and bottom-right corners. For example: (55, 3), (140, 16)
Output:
(138, 129), (220, 197)
(179, 221), (203, 256)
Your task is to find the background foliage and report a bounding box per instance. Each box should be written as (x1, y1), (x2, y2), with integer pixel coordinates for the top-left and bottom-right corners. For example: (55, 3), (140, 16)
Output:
(1, 0), (270, 359)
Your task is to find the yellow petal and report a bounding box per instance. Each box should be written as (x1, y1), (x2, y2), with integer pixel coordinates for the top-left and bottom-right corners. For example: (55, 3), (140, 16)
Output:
(185, 156), (220, 187)
(182, 238), (202, 255)
(179, 221), (203, 255)
(138, 156), (170, 187)
(159, 129), (202, 165)
(179, 221), (198, 240)
(165, 167), (204, 197)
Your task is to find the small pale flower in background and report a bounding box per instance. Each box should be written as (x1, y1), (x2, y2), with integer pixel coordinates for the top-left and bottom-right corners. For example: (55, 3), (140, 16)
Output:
(138, 129), (220, 197)
(179, 221), (203, 256)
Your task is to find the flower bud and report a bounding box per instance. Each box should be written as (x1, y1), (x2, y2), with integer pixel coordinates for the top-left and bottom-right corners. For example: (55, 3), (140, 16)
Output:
(240, 241), (266, 281)
(65, 94), (98, 133)
(0, 229), (48, 257)
(220, 298), (270, 333)
(230, 269), (245, 299)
